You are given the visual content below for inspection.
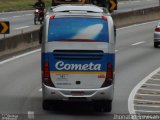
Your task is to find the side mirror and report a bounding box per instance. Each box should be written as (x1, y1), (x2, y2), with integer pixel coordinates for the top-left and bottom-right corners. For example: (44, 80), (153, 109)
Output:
(39, 26), (43, 44)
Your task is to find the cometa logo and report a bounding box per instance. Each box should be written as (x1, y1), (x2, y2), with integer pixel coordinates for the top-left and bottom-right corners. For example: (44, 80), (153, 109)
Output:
(55, 61), (101, 71)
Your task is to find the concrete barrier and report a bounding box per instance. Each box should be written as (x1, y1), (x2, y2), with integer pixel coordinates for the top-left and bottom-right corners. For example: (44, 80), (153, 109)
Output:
(0, 30), (39, 58)
(0, 6), (160, 58)
(112, 6), (160, 28)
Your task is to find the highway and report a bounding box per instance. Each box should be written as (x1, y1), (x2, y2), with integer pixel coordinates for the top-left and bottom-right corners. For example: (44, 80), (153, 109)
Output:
(0, 21), (160, 119)
(0, 0), (159, 38)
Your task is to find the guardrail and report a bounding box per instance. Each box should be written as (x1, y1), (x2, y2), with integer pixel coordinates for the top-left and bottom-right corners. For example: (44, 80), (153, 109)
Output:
(0, 6), (160, 58)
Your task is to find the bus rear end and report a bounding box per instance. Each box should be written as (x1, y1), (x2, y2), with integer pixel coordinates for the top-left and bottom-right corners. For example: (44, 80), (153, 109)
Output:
(42, 13), (115, 112)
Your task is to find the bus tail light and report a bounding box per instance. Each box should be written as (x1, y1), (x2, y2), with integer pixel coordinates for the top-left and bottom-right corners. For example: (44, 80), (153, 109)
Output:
(42, 62), (55, 87)
(50, 16), (55, 20)
(106, 63), (113, 79)
(101, 63), (113, 87)
(102, 16), (107, 20)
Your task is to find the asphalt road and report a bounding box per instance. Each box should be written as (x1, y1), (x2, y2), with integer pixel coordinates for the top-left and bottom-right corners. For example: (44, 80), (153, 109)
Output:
(0, 0), (159, 38)
(0, 21), (160, 119)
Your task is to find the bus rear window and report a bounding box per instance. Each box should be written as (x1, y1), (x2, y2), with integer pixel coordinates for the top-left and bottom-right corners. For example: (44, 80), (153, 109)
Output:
(48, 17), (109, 42)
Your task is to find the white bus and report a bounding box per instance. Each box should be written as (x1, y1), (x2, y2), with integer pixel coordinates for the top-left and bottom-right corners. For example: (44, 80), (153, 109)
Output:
(40, 4), (116, 112)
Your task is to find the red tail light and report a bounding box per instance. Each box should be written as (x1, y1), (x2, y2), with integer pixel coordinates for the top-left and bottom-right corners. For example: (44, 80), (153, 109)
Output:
(107, 63), (113, 79)
(101, 63), (113, 87)
(50, 16), (55, 20)
(155, 27), (160, 32)
(102, 16), (107, 20)
(42, 62), (54, 87)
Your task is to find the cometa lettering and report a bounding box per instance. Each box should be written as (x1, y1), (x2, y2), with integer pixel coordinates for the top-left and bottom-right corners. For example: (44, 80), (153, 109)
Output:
(55, 61), (101, 71)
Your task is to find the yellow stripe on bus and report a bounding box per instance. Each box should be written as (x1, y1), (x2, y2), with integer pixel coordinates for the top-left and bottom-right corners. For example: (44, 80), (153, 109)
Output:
(50, 71), (106, 74)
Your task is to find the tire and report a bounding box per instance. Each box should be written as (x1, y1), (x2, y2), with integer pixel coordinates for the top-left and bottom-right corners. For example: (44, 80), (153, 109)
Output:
(103, 100), (112, 112)
(42, 100), (51, 110)
(94, 100), (112, 112)
(154, 42), (159, 48)
(34, 17), (38, 25)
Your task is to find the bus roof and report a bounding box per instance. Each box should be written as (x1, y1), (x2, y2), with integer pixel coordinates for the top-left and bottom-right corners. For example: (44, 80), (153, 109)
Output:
(49, 4), (108, 13)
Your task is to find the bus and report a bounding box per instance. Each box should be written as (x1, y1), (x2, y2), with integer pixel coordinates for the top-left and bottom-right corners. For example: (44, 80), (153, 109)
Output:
(40, 4), (116, 112)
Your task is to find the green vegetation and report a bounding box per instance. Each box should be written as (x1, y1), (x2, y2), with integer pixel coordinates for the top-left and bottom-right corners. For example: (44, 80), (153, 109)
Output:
(0, 0), (51, 12)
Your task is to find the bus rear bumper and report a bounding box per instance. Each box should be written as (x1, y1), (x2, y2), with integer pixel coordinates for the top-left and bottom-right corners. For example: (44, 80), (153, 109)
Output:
(42, 84), (114, 101)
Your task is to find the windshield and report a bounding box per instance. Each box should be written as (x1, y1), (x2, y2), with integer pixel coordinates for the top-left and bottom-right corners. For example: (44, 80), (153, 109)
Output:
(48, 17), (109, 42)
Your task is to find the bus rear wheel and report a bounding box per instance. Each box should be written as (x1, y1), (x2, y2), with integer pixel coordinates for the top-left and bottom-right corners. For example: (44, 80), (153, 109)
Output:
(94, 100), (112, 112)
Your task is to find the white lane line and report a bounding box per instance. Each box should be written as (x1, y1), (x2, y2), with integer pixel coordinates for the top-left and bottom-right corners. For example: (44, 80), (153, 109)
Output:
(117, 20), (158, 31)
(150, 78), (160, 81)
(135, 110), (160, 113)
(15, 26), (30, 30)
(115, 50), (118, 52)
(139, 88), (160, 92)
(134, 104), (160, 107)
(131, 41), (145, 46)
(0, 49), (41, 65)
(144, 83), (160, 87)
(1, 18), (7, 20)
(39, 88), (42, 92)
(24, 14), (33, 16)
(128, 67), (160, 114)
(28, 111), (34, 119)
(13, 16), (20, 18)
(136, 93), (160, 96)
(134, 99), (160, 103)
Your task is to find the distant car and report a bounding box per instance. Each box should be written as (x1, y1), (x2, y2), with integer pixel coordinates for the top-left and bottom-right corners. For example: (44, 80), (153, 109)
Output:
(154, 22), (160, 48)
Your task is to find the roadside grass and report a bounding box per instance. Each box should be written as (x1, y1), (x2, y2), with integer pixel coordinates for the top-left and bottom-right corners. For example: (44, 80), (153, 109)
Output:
(0, 0), (51, 12)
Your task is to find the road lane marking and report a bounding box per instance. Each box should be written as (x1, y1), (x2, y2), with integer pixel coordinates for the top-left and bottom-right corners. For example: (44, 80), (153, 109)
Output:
(128, 67), (160, 114)
(134, 99), (160, 103)
(24, 14), (33, 16)
(39, 88), (42, 92)
(135, 110), (160, 113)
(1, 18), (7, 20)
(117, 20), (158, 31)
(28, 111), (34, 119)
(134, 104), (160, 107)
(131, 41), (145, 46)
(13, 16), (20, 18)
(144, 83), (160, 86)
(0, 49), (41, 65)
(139, 88), (160, 92)
(15, 26), (30, 30)
(136, 93), (160, 96)
(150, 78), (160, 81)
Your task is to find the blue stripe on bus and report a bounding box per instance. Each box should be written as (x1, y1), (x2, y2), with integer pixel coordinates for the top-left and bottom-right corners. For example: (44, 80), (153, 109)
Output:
(42, 53), (115, 72)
